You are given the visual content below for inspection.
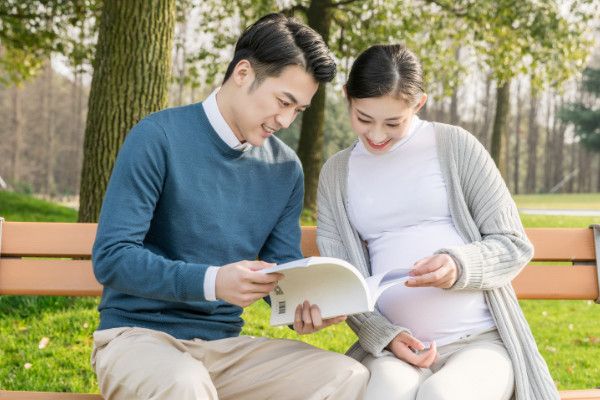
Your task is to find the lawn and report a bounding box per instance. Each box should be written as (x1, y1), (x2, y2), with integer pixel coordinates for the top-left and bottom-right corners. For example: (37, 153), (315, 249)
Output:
(0, 191), (599, 392)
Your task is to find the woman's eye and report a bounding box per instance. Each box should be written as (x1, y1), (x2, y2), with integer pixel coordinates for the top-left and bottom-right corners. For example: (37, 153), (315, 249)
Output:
(387, 123), (400, 128)
(280, 99), (290, 107)
(357, 117), (370, 124)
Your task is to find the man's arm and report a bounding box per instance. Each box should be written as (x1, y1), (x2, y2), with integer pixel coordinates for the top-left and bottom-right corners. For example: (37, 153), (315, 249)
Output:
(92, 119), (211, 302)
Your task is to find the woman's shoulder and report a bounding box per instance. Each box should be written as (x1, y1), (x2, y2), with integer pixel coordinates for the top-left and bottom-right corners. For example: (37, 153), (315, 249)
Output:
(321, 142), (356, 174)
(432, 122), (484, 150)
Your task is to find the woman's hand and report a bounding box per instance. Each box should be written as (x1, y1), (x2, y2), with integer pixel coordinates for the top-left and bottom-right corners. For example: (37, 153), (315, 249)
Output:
(405, 254), (458, 289)
(293, 300), (347, 335)
(387, 331), (438, 368)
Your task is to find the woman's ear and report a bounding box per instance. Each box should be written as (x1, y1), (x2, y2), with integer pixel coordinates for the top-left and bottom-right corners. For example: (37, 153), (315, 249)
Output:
(415, 93), (427, 112)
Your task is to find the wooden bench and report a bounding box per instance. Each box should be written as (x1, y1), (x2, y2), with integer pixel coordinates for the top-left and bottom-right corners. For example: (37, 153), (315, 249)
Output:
(0, 219), (599, 399)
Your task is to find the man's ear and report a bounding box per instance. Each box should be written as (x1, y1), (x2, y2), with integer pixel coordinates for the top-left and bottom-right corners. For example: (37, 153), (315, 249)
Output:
(232, 59), (254, 87)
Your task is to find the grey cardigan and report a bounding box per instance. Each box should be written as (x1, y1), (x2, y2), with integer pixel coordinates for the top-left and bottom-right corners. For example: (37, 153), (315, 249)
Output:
(316, 123), (559, 400)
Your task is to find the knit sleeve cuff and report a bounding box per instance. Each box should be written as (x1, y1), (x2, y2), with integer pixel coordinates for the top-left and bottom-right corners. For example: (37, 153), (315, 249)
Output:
(353, 314), (410, 356)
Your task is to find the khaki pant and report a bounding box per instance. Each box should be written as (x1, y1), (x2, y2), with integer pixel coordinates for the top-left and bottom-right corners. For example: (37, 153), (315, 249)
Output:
(91, 327), (368, 400)
(362, 329), (514, 400)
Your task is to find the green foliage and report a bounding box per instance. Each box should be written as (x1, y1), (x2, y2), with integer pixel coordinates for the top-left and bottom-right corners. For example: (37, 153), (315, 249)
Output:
(0, 0), (100, 84)
(558, 67), (600, 153)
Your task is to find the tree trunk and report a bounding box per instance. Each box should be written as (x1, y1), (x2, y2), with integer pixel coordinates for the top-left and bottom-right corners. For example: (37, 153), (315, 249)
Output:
(298, 0), (332, 216)
(43, 60), (56, 196)
(11, 87), (23, 183)
(525, 91), (539, 193)
(552, 97), (566, 191)
(478, 75), (494, 149)
(543, 93), (553, 192)
(490, 80), (510, 178)
(513, 79), (522, 194)
(78, 0), (176, 222)
(449, 47), (460, 126)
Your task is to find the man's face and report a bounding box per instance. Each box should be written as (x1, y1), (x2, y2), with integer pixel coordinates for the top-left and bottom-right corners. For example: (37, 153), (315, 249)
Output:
(228, 65), (319, 147)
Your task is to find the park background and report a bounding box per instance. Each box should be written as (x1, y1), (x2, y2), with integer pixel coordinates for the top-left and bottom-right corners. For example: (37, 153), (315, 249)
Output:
(1, 0), (600, 394)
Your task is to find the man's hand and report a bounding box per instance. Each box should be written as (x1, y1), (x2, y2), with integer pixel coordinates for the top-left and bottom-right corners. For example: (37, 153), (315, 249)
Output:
(293, 300), (347, 335)
(215, 260), (283, 307)
(387, 331), (438, 368)
(405, 254), (458, 289)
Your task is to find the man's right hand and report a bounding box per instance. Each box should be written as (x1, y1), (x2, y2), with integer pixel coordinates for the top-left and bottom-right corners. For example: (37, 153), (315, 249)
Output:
(215, 260), (284, 307)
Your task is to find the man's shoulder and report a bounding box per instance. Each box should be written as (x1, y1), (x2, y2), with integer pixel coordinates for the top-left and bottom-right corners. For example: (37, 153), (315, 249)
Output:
(262, 136), (301, 163)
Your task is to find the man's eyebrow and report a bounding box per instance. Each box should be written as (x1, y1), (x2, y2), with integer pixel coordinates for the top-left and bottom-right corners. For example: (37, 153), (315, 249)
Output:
(283, 91), (311, 109)
(356, 109), (401, 121)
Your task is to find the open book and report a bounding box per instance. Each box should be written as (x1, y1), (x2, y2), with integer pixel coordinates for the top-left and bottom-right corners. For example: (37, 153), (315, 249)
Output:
(260, 256), (412, 326)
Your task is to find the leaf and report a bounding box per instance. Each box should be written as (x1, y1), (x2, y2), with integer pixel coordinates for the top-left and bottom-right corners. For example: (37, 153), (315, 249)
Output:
(38, 337), (50, 349)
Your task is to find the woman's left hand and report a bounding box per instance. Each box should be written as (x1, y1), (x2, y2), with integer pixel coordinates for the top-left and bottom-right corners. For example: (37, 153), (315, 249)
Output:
(293, 300), (347, 335)
(405, 254), (458, 288)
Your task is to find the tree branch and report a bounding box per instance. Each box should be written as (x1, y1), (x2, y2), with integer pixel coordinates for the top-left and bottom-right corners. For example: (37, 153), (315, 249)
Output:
(327, 0), (362, 8)
(425, 0), (468, 17)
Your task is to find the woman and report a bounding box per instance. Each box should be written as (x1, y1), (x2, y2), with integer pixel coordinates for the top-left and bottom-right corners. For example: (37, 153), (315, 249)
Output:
(316, 44), (558, 400)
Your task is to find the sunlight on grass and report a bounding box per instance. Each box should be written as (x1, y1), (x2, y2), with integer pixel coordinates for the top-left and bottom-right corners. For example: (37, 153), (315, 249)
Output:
(514, 193), (600, 210)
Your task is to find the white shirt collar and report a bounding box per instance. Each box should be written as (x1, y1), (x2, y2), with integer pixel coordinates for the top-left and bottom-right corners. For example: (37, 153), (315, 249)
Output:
(202, 88), (252, 152)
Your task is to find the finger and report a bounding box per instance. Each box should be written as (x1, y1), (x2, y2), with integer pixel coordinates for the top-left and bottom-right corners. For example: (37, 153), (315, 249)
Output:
(410, 256), (436, 275)
(399, 333), (425, 351)
(302, 301), (313, 326)
(247, 261), (277, 271)
(309, 304), (323, 329)
(322, 315), (347, 327)
(292, 304), (304, 332)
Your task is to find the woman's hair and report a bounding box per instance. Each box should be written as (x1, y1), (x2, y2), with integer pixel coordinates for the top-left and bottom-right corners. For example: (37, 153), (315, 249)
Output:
(345, 44), (424, 107)
(223, 13), (336, 87)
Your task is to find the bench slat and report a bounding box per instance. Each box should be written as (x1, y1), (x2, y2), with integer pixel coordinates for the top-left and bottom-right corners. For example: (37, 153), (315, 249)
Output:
(0, 259), (102, 296)
(527, 228), (596, 262)
(512, 264), (599, 300)
(559, 389), (600, 400)
(299, 226), (597, 262)
(1, 222), (97, 258)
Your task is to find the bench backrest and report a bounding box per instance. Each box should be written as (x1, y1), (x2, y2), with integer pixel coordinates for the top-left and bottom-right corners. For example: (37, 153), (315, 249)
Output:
(0, 221), (598, 301)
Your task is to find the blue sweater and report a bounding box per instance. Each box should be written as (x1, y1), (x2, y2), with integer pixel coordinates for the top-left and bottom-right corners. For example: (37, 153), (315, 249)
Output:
(92, 102), (304, 341)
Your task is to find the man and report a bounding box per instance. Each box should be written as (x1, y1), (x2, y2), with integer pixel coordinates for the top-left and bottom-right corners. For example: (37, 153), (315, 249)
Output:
(90, 13), (369, 400)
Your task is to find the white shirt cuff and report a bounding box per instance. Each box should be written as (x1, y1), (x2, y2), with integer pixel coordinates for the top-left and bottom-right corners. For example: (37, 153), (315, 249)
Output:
(203, 266), (220, 301)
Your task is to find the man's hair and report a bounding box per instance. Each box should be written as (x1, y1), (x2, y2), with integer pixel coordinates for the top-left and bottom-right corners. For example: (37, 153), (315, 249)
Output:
(223, 13), (336, 87)
(345, 44), (424, 107)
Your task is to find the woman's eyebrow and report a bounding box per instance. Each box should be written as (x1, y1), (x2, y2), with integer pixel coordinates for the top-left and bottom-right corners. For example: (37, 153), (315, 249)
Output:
(356, 109), (401, 121)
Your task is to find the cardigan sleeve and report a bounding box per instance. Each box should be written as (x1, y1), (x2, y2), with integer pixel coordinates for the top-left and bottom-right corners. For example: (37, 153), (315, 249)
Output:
(317, 152), (410, 356)
(436, 126), (534, 291)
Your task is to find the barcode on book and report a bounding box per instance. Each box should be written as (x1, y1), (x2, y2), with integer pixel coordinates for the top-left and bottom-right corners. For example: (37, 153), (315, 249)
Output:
(278, 301), (286, 314)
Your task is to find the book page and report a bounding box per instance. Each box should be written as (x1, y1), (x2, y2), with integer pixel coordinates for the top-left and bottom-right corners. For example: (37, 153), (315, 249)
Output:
(365, 267), (413, 304)
(262, 257), (372, 326)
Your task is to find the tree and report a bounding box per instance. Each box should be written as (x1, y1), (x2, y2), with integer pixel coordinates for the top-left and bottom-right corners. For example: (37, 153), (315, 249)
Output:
(434, 0), (596, 178)
(559, 67), (600, 154)
(78, 0), (176, 222)
(0, 0), (98, 84)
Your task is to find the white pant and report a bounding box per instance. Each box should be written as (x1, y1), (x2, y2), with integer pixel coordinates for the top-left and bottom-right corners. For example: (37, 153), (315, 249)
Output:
(363, 329), (514, 400)
(91, 327), (369, 400)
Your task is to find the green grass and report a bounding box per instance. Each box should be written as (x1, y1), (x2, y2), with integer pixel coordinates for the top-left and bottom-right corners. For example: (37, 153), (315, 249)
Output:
(514, 193), (600, 210)
(1, 191), (599, 392)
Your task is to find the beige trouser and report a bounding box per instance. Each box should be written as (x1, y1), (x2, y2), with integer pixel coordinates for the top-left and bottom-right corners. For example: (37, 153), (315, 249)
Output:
(362, 329), (514, 400)
(91, 327), (369, 400)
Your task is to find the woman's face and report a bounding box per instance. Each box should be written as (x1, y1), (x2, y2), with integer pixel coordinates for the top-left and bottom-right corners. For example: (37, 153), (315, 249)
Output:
(347, 93), (426, 155)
